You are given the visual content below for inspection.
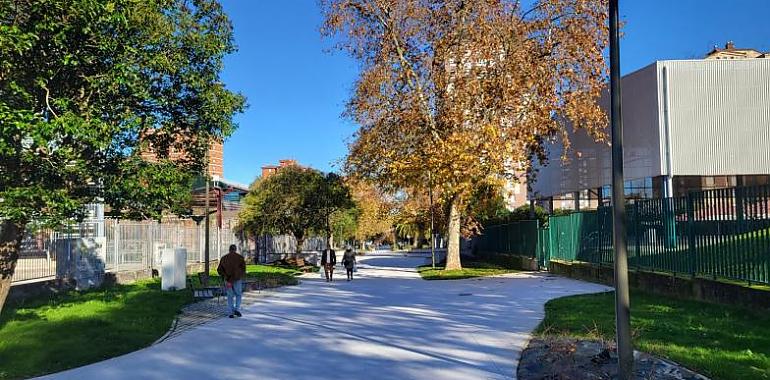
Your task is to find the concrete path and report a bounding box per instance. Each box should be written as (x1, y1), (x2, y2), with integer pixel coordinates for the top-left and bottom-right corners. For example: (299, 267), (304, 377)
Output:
(43, 254), (610, 380)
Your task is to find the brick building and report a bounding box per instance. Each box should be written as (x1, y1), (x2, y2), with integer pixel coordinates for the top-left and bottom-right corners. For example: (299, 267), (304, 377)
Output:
(140, 136), (224, 179)
(705, 41), (768, 60)
(261, 159), (299, 178)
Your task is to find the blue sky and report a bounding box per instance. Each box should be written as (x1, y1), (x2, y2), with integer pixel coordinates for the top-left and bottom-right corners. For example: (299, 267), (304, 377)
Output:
(220, 0), (770, 185)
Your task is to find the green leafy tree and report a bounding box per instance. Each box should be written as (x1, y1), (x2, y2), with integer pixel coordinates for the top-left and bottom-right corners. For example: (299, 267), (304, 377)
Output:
(239, 167), (353, 253)
(0, 0), (245, 313)
(508, 205), (550, 227)
(313, 173), (355, 248)
(330, 206), (359, 247)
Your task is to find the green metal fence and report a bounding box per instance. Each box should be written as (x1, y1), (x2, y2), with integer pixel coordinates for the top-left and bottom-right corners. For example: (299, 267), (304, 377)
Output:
(537, 227), (551, 269)
(475, 220), (541, 258)
(543, 184), (770, 284)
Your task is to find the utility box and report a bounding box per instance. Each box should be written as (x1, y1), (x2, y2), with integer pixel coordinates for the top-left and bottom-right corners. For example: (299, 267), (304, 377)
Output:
(161, 247), (187, 291)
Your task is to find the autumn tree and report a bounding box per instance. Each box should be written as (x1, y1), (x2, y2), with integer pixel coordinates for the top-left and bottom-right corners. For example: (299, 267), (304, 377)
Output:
(462, 183), (515, 237)
(349, 181), (394, 248)
(393, 187), (445, 249)
(322, 0), (608, 269)
(0, 0), (245, 313)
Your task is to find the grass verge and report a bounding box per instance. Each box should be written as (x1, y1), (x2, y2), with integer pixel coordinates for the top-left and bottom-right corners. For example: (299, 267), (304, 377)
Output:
(0, 264), (301, 379)
(536, 290), (770, 380)
(195, 264), (303, 287)
(0, 280), (192, 380)
(418, 258), (520, 280)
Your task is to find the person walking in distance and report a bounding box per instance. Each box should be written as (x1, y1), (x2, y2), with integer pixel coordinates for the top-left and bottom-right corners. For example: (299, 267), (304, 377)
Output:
(342, 247), (356, 281)
(320, 246), (336, 282)
(217, 244), (246, 318)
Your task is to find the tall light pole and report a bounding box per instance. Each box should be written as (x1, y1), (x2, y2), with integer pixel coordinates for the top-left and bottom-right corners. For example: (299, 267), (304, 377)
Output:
(428, 171), (436, 269)
(609, 0), (633, 377)
(203, 145), (211, 286)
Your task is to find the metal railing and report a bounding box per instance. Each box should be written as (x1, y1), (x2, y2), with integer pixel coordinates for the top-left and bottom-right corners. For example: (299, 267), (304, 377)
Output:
(475, 220), (541, 258)
(475, 184), (770, 284)
(542, 184), (770, 284)
(252, 235), (328, 264)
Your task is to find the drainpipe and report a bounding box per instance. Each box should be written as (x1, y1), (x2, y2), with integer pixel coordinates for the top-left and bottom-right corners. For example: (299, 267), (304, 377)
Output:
(573, 191), (581, 211)
(661, 64), (675, 197)
(661, 64), (678, 248)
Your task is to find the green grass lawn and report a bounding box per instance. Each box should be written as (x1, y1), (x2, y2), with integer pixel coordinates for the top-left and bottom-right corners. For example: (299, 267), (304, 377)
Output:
(418, 258), (520, 280)
(196, 264), (303, 287)
(0, 264), (301, 380)
(0, 280), (192, 380)
(537, 290), (770, 380)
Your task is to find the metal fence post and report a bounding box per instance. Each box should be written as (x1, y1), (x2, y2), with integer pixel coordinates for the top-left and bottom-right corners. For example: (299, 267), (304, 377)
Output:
(634, 202), (640, 270)
(217, 227), (221, 260)
(115, 220), (120, 272)
(199, 223), (204, 263)
(176, 222), (181, 248)
(687, 192), (697, 277)
(736, 186), (745, 233)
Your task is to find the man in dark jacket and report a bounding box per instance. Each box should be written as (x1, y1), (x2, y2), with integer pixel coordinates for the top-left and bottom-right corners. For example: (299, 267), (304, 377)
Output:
(217, 244), (246, 318)
(320, 247), (336, 282)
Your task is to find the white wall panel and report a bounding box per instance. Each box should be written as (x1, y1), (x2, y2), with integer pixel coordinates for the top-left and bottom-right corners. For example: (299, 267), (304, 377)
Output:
(531, 63), (663, 198)
(665, 59), (770, 176)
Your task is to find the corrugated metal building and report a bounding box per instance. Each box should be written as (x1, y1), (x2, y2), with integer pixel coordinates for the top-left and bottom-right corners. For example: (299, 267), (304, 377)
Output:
(531, 58), (770, 209)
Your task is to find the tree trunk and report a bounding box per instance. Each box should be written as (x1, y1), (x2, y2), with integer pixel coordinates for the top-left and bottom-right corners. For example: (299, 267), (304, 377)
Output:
(0, 220), (24, 315)
(445, 196), (462, 270)
(295, 236), (305, 254)
(413, 226), (423, 249)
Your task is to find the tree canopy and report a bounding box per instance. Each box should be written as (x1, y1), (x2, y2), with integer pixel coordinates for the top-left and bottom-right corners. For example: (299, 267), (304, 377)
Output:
(322, 0), (609, 269)
(349, 180), (395, 245)
(0, 0), (245, 313)
(238, 166), (353, 252)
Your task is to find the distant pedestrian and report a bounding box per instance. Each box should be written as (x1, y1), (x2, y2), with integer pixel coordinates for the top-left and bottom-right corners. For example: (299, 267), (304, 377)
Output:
(217, 244), (246, 318)
(320, 247), (336, 282)
(342, 247), (356, 281)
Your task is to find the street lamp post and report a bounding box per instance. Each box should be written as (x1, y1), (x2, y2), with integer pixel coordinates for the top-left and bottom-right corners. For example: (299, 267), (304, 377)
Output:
(428, 171), (436, 269)
(609, 0), (633, 378)
(203, 147), (211, 286)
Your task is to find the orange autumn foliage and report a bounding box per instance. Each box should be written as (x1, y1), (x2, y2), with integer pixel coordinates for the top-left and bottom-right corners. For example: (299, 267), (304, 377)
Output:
(322, 0), (609, 269)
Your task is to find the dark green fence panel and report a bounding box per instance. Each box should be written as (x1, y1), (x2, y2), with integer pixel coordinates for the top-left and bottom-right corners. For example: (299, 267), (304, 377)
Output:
(477, 184), (770, 284)
(476, 220), (540, 258)
(541, 184), (770, 285)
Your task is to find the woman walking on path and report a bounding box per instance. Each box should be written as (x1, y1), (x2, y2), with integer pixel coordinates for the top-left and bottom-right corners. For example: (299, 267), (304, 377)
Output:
(342, 248), (356, 281)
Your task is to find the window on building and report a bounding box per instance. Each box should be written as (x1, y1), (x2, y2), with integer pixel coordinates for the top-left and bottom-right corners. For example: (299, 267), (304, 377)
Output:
(744, 175), (770, 187)
(598, 177), (655, 206)
(624, 177), (653, 200)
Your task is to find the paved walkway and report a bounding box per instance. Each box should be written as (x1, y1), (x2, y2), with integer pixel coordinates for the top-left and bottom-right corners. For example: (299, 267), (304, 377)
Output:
(154, 289), (269, 343)
(43, 254), (610, 380)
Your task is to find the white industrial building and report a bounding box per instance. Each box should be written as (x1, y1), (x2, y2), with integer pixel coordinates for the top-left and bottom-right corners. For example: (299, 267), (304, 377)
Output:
(531, 57), (770, 210)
